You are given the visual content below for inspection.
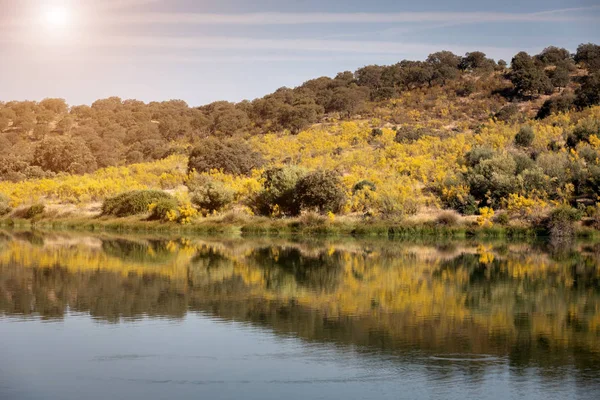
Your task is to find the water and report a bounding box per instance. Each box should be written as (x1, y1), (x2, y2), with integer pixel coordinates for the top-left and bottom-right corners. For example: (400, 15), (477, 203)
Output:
(0, 231), (599, 400)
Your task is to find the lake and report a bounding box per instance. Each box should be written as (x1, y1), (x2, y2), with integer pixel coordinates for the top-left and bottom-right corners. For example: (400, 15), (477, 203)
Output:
(0, 231), (599, 400)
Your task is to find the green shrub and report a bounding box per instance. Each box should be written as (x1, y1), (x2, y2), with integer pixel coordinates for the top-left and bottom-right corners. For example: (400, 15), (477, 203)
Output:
(25, 204), (45, 219)
(191, 179), (235, 213)
(465, 147), (495, 167)
(102, 190), (173, 217)
(295, 170), (346, 214)
(352, 180), (377, 194)
(394, 126), (432, 143)
(514, 126), (535, 147)
(494, 103), (520, 122)
(495, 212), (510, 225)
(370, 128), (383, 137)
(566, 119), (600, 148)
(149, 198), (179, 221)
(546, 205), (583, 238)
(187, 137), (264, 176)
(0, 194), (12, 216)
(253, 166), (306, 216)
(536, 93), (575, 119)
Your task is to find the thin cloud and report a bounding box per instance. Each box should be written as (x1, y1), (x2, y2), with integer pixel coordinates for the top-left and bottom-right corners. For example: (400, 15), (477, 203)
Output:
(98, 8), (600, 25)
(3, 33), (524, 59)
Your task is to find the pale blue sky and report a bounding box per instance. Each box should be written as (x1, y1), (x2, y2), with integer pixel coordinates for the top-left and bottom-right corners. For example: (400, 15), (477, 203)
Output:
(0, 0), (598, 106)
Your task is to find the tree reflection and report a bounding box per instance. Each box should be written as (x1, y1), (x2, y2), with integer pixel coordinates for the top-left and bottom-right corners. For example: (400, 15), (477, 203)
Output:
(0, 232), (599, 376)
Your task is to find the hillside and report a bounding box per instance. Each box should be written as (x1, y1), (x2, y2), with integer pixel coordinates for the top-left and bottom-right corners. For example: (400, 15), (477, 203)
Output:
(2, 43), (600, 234)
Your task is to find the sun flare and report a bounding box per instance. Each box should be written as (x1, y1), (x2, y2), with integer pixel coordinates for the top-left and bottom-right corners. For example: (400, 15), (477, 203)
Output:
(44, 7), (69, 27)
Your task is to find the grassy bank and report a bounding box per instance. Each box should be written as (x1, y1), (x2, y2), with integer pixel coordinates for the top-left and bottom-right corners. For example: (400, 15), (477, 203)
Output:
(2, 213), (593, 239)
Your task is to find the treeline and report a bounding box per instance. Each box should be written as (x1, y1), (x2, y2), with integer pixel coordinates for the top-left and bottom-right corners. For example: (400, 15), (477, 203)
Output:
(1, 43), (600, 182)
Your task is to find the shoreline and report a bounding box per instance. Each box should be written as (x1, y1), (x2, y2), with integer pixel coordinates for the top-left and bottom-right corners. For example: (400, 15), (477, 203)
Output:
(1, 214), (597, 239)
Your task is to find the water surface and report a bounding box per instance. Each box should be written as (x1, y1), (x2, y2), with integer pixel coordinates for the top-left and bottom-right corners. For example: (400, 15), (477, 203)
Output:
(0, 232), (599, 399)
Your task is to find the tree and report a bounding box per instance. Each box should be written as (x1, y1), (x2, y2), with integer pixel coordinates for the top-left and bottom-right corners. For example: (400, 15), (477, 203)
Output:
(426, 51), (461, 85)
(355, 65), (384, 90)
(187, 137), (264, 175)
(32, 136), (97, 174)
(575, 72), (600, 109)
(535, 46), (572, 66)
(575, 43), (600, 72)
(510, 52), (553, 98)
(537, 94), (575, 119)
(460, 51), (495, 72)
(548, 61), (571, 89)
(295, 170), (346, 214)
(253, 166), (307, 216)
(326, 86), (368, 117)
(39, 98), (68, 114)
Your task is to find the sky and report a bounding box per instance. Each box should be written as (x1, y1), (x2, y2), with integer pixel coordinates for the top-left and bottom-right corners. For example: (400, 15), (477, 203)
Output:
(0, 0), (599, 106)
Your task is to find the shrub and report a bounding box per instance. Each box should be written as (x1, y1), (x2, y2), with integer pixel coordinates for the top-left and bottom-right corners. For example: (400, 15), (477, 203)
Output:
(495, 212), (510, 225)
(352, 180), (377, 194)
(295, 170), (346, 214)
(546, 205), (583, 237)
(253, 166), (306, 216)
(0, 194), (12, 216)
(187, 137), (264, 176)
(149, 198), (179, 221)
(514, 126), (535, 147)
(436, 211), (459, 226)
(191, 179), (235, 213)
(25, 204), (45, 219)
(494, 103), (520, 122)
(536, 94), (575, 119)
(370, 128), (383, 137)
(102, 190), (173, 217)
(465, 147), (495, 167)
(566, 119), (600, 148)
(394, 126), (431, 143)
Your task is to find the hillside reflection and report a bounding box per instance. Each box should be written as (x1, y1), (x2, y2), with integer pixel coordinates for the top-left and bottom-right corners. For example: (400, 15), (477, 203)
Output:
(1, 231), (599, 375)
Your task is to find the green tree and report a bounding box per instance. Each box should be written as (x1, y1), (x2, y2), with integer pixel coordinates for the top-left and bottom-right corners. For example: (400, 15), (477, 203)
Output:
(510, 52), (553, 98)
(295, 170), (346, 214)
(575, 43), (600, 72)
(188, 137), (264, 175)
(32, 136), (97, 174)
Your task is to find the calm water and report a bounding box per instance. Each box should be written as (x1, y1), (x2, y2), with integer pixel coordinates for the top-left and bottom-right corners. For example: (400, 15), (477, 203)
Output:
(0, 231), (599, 400)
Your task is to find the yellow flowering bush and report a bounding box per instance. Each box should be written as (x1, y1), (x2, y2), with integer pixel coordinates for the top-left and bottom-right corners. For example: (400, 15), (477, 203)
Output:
(477, 207), (495, 227)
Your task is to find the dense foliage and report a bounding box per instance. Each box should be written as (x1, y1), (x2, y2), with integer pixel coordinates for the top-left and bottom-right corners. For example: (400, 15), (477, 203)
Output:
(101, 190), (174, 217)
(2, 43), (600, 229)
(1, 43), (599, 183)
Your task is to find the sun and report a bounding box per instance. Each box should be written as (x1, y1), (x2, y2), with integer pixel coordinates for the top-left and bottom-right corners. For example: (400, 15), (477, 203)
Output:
(44, 7), (70, 27)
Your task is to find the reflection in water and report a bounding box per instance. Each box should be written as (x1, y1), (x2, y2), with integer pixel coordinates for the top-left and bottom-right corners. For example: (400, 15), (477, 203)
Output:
(0, 231), (599, 398)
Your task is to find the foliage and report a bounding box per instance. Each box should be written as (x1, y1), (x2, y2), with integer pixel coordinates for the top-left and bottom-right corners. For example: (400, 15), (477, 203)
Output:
(188, 137), (264, 176)
(514, 126), (535, 147)
(546, 205), (583, 237)
(102, 190), (174, 217)
(295, 170), (346, 214)
(25, 203), (45, 219)
(0, 193), (11, 216)
(510, 52), (553, 98)
(191, 177), (235, 213)
(477, 207), (495, 227)
(253, 166), (306, 216)
(149, 198), (179, 221)
(33, 136), (97, 174)
(0, 155), (186, 206)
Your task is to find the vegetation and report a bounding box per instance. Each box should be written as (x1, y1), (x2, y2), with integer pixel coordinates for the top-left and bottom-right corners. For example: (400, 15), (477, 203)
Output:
(2, 43), (600, 236)
(102, 190), (174, 217)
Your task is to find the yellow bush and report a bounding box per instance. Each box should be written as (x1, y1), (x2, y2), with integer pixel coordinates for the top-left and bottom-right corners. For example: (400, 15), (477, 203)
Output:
(477, 207), (495, 227)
